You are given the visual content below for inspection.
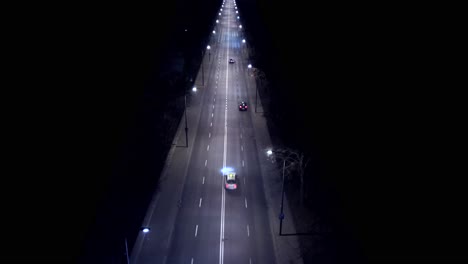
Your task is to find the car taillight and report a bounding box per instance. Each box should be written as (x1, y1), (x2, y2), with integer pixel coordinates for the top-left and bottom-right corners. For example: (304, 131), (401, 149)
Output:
(226, 184), (229, 188)
(245, 106), (248, 108)
(233, 184), (237, 188)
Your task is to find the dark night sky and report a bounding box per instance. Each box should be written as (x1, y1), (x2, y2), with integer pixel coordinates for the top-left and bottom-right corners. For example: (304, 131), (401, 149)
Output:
(4, 1), (466, 263)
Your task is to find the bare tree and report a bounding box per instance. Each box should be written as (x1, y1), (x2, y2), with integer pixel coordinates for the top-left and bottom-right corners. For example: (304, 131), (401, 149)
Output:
(267, 148), (310, 206)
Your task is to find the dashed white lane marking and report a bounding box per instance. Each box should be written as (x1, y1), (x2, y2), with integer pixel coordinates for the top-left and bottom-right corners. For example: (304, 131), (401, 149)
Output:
(209, 132), (211, 138)
(212, 113), (214, 117)
(199, 198), (203, 207)
(214, 98), (216, 102)
(249, 258), (252, 264)
(247, 225), (250, 237)
(207, 145), (210, 151)
(205, 160), (208, 166)
(242, 160), (244, 167)
(202, 177), (205, 184)
(244, 177), (245, 184)
(241, 145), (243, 151)
(245, 198), (248, 208)
(191, 258), (194, 264)
(240, 133), (242, 139)
(195, 225), (198, 237)
(211, 122), (213, 127)
(213, 105), (215, 109)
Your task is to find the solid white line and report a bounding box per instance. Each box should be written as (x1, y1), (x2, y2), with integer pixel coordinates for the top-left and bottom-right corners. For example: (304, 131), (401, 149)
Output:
(205, 160), (208, 166)
(247, 225), (250, 237)
(191, 258), (194, 264)
(207, 145), (210, 151)
(199, 198), (203, 207)
(220, 5), (230, 264)
(195, 225), (198, 237)
(202, 177), (205, 184)
(245, 198), (248, 208)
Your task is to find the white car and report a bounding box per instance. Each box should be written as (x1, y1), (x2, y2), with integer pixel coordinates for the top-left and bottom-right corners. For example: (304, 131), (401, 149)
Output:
(224, 172), (238, 190)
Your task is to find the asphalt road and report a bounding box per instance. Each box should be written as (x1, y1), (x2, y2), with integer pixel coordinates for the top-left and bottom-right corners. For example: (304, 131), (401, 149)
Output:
(131, 1), (276, 263)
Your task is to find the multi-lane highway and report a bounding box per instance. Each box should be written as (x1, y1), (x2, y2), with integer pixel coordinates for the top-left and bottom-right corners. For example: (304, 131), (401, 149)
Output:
(131, 1), (277, 263)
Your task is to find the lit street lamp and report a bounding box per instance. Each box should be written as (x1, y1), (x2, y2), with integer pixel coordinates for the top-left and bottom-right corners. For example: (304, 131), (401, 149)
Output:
(183, 87), (198, 147)
(266, 148), (310, 235)
(249, 66), (264, 113)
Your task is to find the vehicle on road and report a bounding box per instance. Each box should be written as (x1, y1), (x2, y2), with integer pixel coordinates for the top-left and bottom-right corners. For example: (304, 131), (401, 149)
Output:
(224, 172), (238, 190)
(239, 101), (248, 111)
(229, 58), (235, 64)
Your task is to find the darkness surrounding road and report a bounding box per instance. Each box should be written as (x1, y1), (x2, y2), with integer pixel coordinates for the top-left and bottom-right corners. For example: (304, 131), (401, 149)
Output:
(4, 1), (466, 263)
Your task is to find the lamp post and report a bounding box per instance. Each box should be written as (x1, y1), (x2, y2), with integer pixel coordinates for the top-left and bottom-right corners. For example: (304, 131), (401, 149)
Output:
(201, 45), (211, 87)
(184, 93), (188, 147)
(183, 87), (197, 148)
(252, 68), (266, 113)
(279, 159), (286, 235)
(267, 150), (286, 235)
(267, 148), (307, 235)
(201, 52), (204, 87)
(252, 67), (260, 113)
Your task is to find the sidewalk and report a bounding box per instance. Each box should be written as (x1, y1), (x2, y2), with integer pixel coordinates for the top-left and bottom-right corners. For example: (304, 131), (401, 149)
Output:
(130, 58), (209, 264)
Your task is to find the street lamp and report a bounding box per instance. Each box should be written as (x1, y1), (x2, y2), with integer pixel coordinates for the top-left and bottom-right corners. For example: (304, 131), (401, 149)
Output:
(265, 150), (287, 235)
(266, 148), (310, 235)
(266, 149), (286, 234)
(280, 159), (286, 235)
(201, 45), (211, 86)
(251, 68), (266, 113)
(250, 65), (260, 113)
(183, 87), (197, 147)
